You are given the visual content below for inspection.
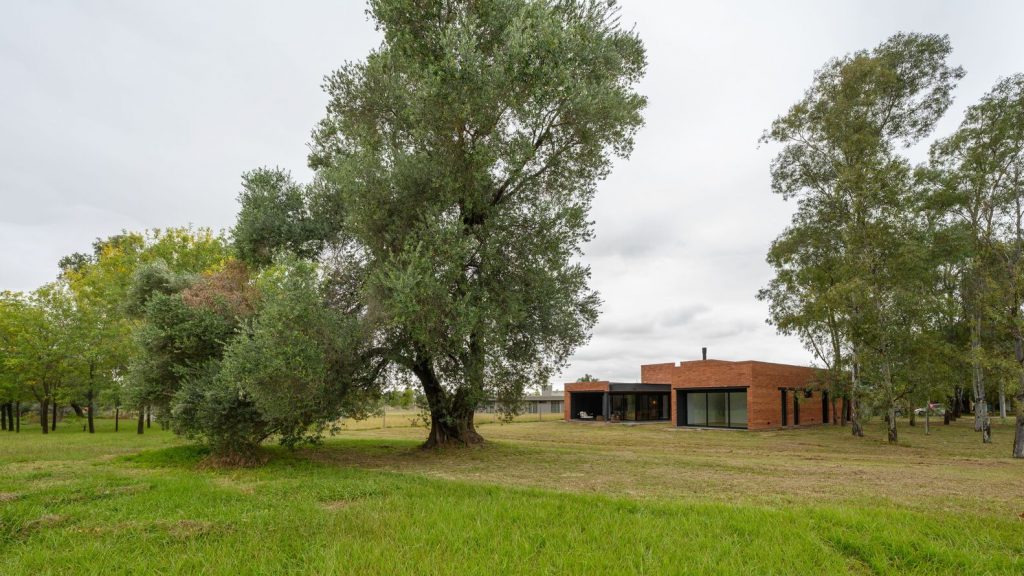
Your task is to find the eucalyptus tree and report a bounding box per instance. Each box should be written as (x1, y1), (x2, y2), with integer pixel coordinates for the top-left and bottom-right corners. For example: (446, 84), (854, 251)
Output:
(929, 74), (1024, 449)
(933, 76), (1019, 438)
(761, 33), (964, 441)
(238, 0), (647, 446)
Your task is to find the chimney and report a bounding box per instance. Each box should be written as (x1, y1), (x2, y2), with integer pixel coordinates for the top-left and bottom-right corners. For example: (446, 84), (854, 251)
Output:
(702, 347), (707, 361)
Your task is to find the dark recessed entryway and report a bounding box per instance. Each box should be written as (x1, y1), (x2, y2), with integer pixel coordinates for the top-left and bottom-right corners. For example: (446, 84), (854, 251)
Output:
(569, 392), (604, 420)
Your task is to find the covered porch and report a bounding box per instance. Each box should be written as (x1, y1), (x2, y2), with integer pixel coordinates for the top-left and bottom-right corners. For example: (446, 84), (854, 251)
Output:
(566, 383), (671, 422)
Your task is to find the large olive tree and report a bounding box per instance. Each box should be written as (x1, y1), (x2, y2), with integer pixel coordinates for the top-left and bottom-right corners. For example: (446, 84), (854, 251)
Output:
(236, 0), (646, 446)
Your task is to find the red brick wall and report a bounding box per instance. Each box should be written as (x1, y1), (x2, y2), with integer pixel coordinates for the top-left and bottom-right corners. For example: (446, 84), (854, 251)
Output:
(749, 362), (819, 428)
(643, 360), (754, 426)
(564, 362), (835, 429)
(639, 359), (829, 430)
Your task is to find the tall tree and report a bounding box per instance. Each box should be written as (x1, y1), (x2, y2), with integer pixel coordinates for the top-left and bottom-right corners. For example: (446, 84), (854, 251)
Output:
(238, 0), (647, 446)
(760, 33), (964, 442)
(929, 74), (1024, 449)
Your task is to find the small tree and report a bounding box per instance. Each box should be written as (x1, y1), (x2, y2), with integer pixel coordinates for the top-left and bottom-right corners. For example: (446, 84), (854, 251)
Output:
(0, 294), (31, 432)
(3, 285), (79, 433)
(173, 258), (381, 461)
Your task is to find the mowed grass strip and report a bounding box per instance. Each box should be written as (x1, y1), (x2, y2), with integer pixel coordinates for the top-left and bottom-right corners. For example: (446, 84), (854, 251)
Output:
(0, 418), (1021, 575)
(318, 417), (1024, 517)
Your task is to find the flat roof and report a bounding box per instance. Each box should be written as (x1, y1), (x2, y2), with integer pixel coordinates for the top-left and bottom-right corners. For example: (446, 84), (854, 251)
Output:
(642, 359), (815, 370)
(567, 382), (671, 393)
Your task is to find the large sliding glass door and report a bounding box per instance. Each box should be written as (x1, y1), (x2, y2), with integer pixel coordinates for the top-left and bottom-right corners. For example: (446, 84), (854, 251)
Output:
(680, 389), (748, 429)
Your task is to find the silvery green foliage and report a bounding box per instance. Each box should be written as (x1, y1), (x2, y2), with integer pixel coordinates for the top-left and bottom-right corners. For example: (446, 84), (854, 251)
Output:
(297, 0), (647, 443)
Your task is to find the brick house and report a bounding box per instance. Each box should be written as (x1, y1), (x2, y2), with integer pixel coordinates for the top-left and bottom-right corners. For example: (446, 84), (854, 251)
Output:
(564, 353), (837, 430)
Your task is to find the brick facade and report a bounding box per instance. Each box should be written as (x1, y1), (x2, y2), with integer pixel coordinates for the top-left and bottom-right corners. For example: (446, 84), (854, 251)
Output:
(566, 359), (837, 430)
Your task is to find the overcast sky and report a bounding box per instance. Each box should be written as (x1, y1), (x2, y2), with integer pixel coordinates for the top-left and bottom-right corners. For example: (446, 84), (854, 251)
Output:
(3, 1), (1023, 385)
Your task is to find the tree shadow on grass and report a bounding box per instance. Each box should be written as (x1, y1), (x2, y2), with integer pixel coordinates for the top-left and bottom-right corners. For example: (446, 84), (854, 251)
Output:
(119, 436), (527, 473)
(300, 437), (539, 475)
(119, 445), (211, 468)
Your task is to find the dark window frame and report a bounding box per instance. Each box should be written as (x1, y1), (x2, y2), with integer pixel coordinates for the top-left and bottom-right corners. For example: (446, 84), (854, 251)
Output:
(677, 387), (749, 429)
(781, 389), (788, 426)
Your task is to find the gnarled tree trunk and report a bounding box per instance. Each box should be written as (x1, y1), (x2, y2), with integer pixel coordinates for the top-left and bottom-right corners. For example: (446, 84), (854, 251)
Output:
(413, 357), (484, 448)
(424, 408), (483, 448)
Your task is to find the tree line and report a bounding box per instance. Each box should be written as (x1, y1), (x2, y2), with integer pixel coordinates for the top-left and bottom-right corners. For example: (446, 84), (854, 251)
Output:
(759, 33), (1024, 457)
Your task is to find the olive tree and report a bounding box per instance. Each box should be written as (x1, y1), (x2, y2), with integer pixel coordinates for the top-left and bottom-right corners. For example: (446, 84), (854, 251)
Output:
(237, 0), (647, 446)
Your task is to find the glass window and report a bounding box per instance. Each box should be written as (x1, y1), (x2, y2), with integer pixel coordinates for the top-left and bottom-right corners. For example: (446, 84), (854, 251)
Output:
(707, 392), (728, 427)
(729, 391), (747, 427)
(686, 392), (707, 426)
(683, 389), (748, 428)
(610, 395), (625, 421)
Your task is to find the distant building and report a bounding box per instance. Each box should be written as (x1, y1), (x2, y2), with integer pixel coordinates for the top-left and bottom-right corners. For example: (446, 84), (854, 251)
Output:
(522, 385), (564, 415)
(477, 384), (564, 415)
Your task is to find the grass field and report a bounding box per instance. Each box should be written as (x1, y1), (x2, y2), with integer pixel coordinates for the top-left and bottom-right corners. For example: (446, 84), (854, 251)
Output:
(0, 416), (1021, 575)
(337, 407), (561, 430)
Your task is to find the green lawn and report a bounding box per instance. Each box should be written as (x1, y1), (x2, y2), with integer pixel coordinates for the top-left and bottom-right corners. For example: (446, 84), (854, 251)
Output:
(0, 417), (1021, 575)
